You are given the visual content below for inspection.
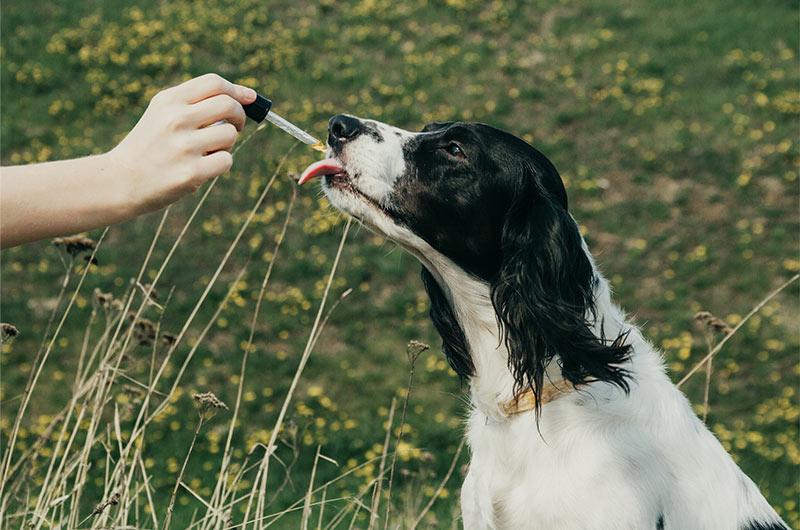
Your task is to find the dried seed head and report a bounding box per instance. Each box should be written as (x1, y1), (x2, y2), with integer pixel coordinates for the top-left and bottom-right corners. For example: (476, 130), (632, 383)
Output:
(193, 392), (228, 410)
(407, 340), (430, 363)
(408, 340), (430, 351)
(1, 323), (20, 340)
(131, 318), (156, 346)
(52, 235), (96, 257)
(161, 332), (178, 347)
(92, 489), (121, 515)
(93, 288), (114, 309)
(694, 311), (733, 335)
(84, 255), (99, 266)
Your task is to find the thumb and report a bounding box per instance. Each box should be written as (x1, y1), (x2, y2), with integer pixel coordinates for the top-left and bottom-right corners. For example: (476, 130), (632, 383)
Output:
(233, 85), (257, 105)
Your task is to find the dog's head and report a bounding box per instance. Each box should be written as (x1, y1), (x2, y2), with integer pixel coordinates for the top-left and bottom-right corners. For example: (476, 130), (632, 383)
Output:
(301, 115), (630, 403)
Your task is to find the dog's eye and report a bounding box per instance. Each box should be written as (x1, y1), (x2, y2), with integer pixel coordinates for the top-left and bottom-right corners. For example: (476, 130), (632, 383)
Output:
(444, 143), (466, 159)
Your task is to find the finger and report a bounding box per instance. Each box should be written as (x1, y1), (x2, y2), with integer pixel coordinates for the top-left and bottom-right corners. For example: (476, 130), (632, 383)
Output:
(172, 73), (256, 105)
(197, 150), (234, 181)
(194, 123), (239, 154)
(191, 94), (247, 131)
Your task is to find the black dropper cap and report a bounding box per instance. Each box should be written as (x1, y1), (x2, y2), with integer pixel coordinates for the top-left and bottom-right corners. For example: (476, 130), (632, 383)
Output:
(243, 94), (272, 123)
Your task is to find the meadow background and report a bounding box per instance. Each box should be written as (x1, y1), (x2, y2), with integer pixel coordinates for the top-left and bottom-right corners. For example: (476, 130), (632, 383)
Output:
(1, 0), (798, 527)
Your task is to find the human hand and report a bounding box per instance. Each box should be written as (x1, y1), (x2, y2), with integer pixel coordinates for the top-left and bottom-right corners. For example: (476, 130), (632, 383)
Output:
(108, 73), (257, 215)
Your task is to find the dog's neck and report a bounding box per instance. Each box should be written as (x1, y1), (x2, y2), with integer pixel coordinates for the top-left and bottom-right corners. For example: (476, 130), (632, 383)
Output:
(425, 254), (630, 421)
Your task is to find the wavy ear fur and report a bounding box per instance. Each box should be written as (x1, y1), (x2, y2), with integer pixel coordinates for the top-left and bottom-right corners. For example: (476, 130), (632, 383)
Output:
(421, 266), (475, 379)
(490, 166), (631, 411)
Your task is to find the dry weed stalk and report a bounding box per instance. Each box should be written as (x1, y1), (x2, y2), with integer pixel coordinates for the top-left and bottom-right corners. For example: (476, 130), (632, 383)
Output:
(302, 446), (326, 530)
(383, 341), (429, 529)
(204, 183), (298, 530)
(677, 273), (798, 388)
(163, 393), (229, 530)
(408, 438), (466, 530)
(84, 149), (294, 529)
(693, 311), (732, 422)
(76, 489), (121, 526)
(0, 229), (105, 512)
(244, 218), (352, 529)
(220, 453), (388, 529)
(1, 133), (296, 527)
(370, 398), (397, 530)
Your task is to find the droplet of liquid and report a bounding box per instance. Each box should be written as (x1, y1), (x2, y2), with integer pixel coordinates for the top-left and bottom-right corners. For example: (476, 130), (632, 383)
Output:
(311, 141), (328, 152)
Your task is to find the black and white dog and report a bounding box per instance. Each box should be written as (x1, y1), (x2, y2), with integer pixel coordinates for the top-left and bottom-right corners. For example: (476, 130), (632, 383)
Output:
(299, 115), (789, 530)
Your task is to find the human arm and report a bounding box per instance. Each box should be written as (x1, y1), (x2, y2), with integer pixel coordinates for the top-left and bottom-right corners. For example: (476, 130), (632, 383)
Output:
(0, 73), (257, 249)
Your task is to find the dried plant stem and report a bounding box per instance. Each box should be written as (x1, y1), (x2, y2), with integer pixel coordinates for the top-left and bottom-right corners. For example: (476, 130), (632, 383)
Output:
(163, 415), (206, 530)
(1, 229), (106, 509)
(3, 302), (121, 486)
(0, 254), (73, 500)
(409, 438), (466, 530)
(68, 282), (174, 528)
(677, 273), (799, 388)
(322, 479), (379, 530)
(702, 359), (713, 422)
(231, 122), (267, 156)
(92, 152), (292, 529)
(302, 446), (323, 530)
(97, 207), (169, 396)
(347, 501), (363, 530)
(207, 183), (297, 529)
(702, 333), (714, 423)
(100, 265), (247, 526)
(138, 453), (160, 529)
(246, 218), (352, 529)
(45, 210), (167, 526)
(102, 175), (218, 406)
(370, 397), (397, 530)
(384, 342), (427, 530)
(228, 455), (386, 530)
(157, 147), (296, 404)
(317, 487), (327, 530)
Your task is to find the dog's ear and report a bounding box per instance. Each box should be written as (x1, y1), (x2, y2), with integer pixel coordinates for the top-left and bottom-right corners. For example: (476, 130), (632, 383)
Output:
(490, 162), (631, 412)
(421, 122), (453, 133)
(421, 266), (475, 379)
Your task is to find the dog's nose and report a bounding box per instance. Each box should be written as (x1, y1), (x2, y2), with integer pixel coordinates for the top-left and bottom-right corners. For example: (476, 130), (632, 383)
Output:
(328, 115), (363, 146)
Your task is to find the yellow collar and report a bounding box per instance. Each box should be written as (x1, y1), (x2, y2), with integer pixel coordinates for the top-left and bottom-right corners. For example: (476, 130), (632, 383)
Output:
(500, 380), (569, 416)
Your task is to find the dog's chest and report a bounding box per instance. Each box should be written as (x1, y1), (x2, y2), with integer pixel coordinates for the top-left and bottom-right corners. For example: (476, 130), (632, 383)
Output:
(461, 403), (663, 529)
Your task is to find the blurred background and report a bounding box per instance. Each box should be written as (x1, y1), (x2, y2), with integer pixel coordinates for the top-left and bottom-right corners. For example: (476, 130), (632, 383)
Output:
(1, 0), (798, 527)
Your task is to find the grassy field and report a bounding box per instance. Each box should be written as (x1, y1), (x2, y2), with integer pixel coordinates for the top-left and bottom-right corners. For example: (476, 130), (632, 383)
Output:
(1, 0), (798, 527)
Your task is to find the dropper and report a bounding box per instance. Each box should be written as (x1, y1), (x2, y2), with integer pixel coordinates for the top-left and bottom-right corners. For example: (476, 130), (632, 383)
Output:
(243, 94), (327, 152)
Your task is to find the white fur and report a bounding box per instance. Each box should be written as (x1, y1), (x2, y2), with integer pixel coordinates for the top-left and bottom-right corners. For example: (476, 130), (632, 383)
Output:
(320, 118), (786, 530)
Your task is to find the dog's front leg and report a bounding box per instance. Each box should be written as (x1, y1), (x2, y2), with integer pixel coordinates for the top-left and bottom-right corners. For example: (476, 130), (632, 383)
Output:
(460, 464), (496, 530)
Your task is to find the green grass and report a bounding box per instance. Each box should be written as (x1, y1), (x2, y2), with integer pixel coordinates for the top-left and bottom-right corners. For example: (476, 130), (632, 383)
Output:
(1, 0), (798, 527)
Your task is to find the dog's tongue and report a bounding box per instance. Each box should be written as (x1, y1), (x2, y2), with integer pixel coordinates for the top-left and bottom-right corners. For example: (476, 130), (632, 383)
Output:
(298, 159), (345, 185)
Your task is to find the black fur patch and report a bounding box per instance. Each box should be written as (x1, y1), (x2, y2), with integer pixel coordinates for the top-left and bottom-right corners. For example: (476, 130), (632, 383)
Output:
(420, 266), (474, 378)
(364, 127), (384, 143)
(362, 121), (385, 143)
(656, 514), (665, 530)
(385, 122), (631, 411)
